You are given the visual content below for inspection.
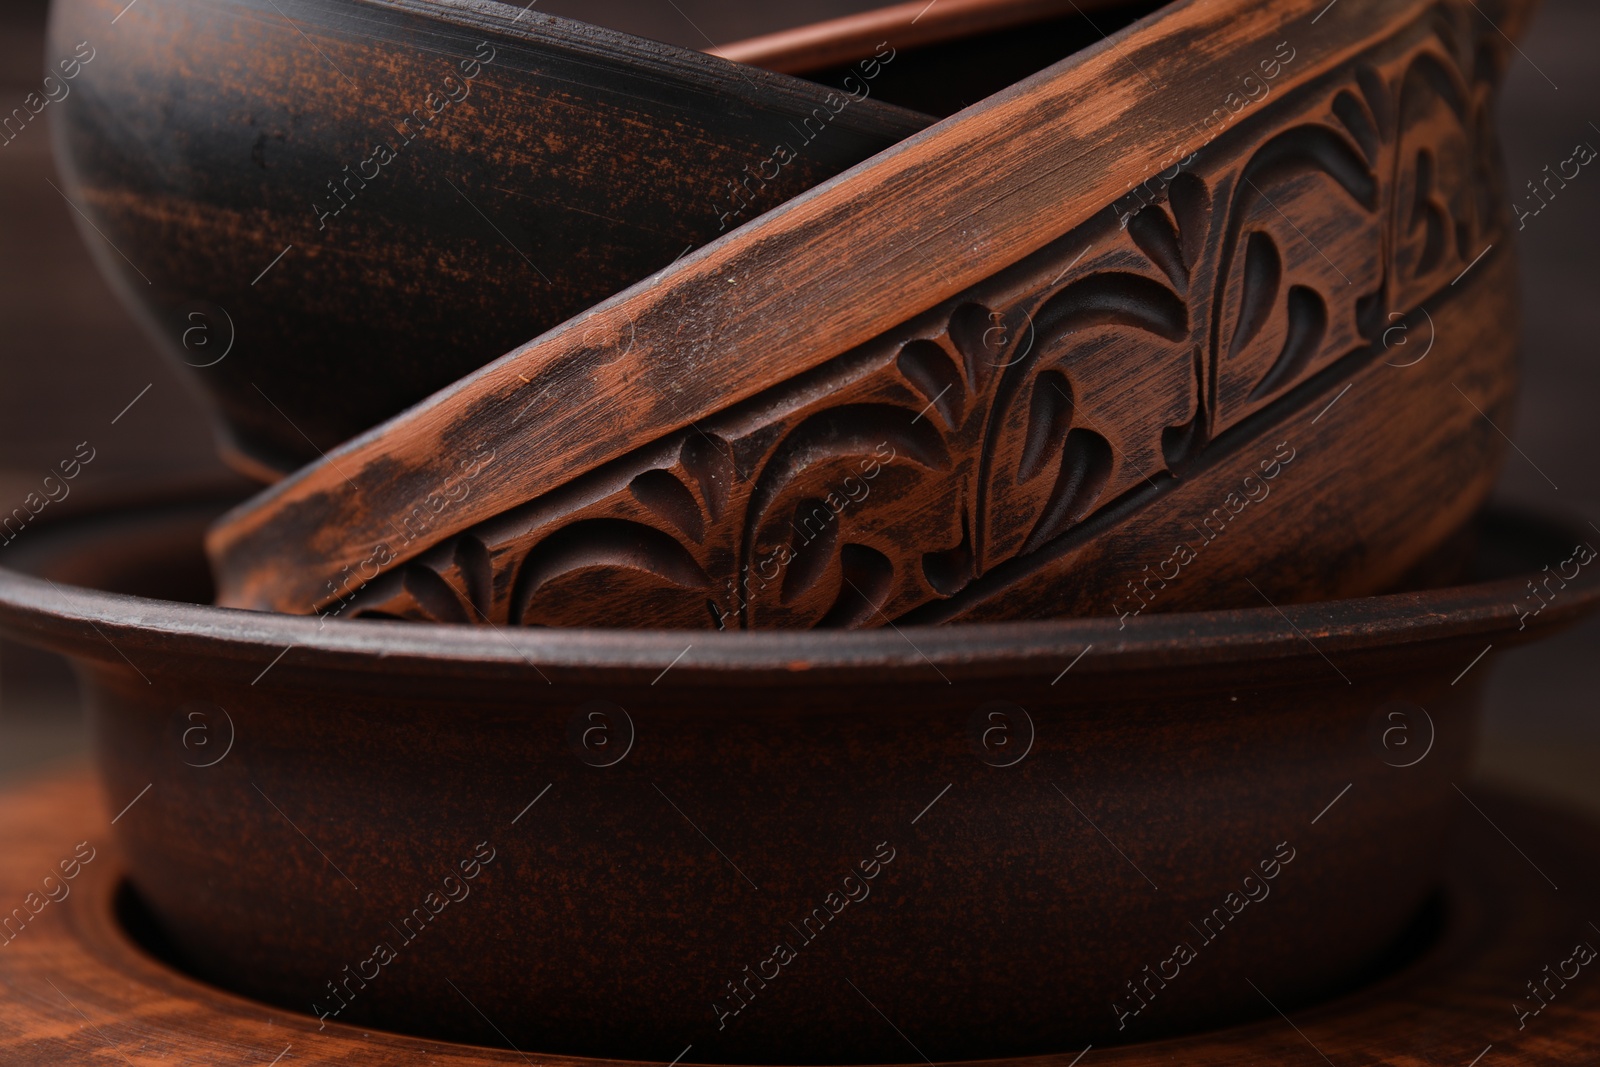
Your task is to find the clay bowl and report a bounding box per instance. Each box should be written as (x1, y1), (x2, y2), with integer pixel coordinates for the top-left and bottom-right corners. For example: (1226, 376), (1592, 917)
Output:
(204, 0), (1533, 627)
(45, 0), (932, 479)
(1, 492), (1595, 1063)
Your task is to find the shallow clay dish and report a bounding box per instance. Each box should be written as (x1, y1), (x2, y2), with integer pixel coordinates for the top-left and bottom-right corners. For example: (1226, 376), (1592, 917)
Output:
(1, 493), (1595, 1062)
(8, 773), (1600, 1066)
(47, 0), (931, 477)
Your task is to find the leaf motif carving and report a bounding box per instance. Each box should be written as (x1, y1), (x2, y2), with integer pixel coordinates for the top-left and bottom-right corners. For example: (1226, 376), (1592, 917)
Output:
(780, 496), (841, 605)
(922, 506), (975, 597)
(896, 339), (966, 429)
(335, 8), (1515, 631)
(453, 535), (494, 620)
(948, 300), (1029, 386)
(740, 403), (951, 627)
(680, 433), (740, 523)
(1236, 125), (1379, 212)
(1019, 370), (1075, 485)
(1332, 88), (1382, 164)
(977, 271), (1187, 568)
(1168, 172), (1213, 275)
(1023, 429), (1114, 553)
(510, 518), (711, 626)
(1390, 50), (1482, 309)
(1128, 208), (1189, 292)
(1212, 122), (1380, 424)
(1033, 272), (1190, 342)
(1162, 345), (1207, 477)
(401, 563), (473, 624)
(630, 468), (706, 544)
(1356, 63), (1394, 133)
(1229, 231), (1283, 359)
(1249, 286), (1329, 401)
(817, 544), (894, 628)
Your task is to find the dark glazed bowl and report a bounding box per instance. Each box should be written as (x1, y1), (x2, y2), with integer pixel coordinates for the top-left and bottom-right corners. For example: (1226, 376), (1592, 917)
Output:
(1, 497), (1596, 1063)
(46, 0), (931, 478)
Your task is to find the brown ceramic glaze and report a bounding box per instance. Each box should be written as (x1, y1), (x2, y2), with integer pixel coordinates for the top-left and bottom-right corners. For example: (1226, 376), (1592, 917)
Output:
(45, 0), (932, 478)
(1, 495), (1595, 1062)
(206, 0), (1531, 627)
(6, 771), (1600, 1065)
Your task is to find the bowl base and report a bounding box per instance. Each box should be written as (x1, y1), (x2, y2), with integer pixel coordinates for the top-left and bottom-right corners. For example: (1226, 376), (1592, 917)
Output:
(0, 769), (1594, 1065)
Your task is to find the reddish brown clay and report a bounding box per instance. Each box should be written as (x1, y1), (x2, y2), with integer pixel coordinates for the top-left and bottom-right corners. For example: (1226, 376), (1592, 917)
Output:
(205, 0), (1532, 627)
(2, 771), (1599, 1065)
(0, 495), (1595, 1062)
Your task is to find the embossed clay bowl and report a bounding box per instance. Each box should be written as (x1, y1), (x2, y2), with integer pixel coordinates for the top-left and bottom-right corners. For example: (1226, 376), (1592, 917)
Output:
(1, 494), (1596, 1062)
(200, 0), (1532, 629)
(46, 0), (932, 478)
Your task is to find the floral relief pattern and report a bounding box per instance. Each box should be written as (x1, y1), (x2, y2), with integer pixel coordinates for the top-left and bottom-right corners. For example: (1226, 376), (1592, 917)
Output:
(341, 2), (1513, 630)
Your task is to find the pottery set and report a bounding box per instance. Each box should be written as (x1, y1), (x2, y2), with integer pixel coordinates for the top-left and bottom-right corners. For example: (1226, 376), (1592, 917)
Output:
(2, 0), (1591, 1062)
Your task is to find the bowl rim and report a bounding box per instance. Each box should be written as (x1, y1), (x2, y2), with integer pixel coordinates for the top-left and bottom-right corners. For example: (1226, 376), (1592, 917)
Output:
(357, 0), (934, 124)
(0, 497), (1595, 687)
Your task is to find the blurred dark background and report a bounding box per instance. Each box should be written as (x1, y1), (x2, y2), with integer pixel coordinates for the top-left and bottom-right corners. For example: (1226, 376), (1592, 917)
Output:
(1, 0), (1596, 810)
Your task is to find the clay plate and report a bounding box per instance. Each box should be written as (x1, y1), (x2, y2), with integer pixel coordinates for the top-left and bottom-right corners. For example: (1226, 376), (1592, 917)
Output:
(0, 494), (1594, 1062)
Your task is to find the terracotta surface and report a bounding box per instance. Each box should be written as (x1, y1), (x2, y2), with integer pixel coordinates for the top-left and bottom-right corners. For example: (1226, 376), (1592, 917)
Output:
(1, 497), (1597, 1061)
(204, 0), (1533, 628)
